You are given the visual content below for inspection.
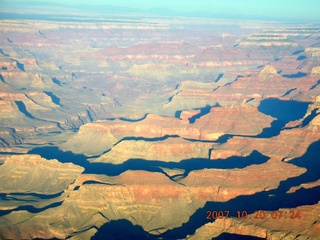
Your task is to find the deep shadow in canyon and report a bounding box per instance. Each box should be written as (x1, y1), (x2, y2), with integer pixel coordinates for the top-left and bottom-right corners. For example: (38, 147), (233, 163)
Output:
(277, 140), (320, 192)
(215, 233), (265, 240)
(28, 147), (269, 178)
(309, 79), (320, 90)
(91, 219), (264, 240)
(0, 200), (63, 217)
(91, 219), (154, 240)
(5, 98), (318, 238)
(188, 104), (216, 124)
(159, 140), (320, 239)
(299, 108), (319, 128)
(195, 98), (313, 144)
(0, 191), (65, 217)
(0, 146), (269, 217)
(160, 186), (320, 239)
(258, 98), (310, 122)
(282, 72), (307, 78)
(256, 98), (311, 138)
(14, 101), (35, 119)
(175, 104), (216, 124)
(25, 141), (320, 239)
(44, 91), (61, 106)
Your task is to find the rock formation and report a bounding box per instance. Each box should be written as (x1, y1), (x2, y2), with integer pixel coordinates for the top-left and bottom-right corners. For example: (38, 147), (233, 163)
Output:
(0, 4), (319, 240)
(259, 65), (281, 78)
(62, 104), (274, 157)
(311, 66), (320, 77)
(0, 155), (306, 239)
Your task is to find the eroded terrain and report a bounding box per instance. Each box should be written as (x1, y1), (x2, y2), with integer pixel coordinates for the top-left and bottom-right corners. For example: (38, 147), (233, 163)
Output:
(0, 6), (320, 240)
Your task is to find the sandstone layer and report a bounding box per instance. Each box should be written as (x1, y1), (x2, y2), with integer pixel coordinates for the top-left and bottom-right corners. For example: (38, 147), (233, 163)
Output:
(0, 5), (319, 240)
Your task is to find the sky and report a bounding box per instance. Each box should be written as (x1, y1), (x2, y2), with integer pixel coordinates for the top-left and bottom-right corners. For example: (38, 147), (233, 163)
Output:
(2, 0), (320, 22)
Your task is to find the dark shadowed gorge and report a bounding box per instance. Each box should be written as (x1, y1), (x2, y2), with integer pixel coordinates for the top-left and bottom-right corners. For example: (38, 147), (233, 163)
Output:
(0, 1), (320, 240)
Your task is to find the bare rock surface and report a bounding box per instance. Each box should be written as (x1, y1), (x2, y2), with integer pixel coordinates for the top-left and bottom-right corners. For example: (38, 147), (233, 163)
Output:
(0, 4), (319, 240)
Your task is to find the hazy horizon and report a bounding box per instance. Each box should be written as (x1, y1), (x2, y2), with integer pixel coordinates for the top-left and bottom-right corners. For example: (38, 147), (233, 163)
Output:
(1, 0), (320, 23)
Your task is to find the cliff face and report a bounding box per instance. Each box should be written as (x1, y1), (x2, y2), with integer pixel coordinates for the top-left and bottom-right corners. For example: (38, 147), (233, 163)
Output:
(0, 7), (320, 240)
(259, 65), (281, 78)
(0, 154), (84, 215)
(0, 154), (83, 195)
(0, 155), (306, 239)
(0, 170), (196, 239)
(311, 66), (320, 76)
(62, 104), (274, 157)
(188, 202), (320, 240)
(211, 96), (320, 162)
(94, 137), (213, 164)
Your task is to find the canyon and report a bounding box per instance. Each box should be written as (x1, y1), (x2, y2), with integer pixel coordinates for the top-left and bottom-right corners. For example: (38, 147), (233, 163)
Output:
(0, 3), (320, 240)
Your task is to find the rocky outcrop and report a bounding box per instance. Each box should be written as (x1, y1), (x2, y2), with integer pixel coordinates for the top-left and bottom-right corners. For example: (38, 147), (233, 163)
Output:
(193, 103), (274, 139)
(259, 65), (281, 78)
(0, 158), (306, 239)
(0, 154), (84, 195)
(0, 127), (24, 147)
(0, 154), (84, 213)
(212, 127), (320, 161)
(212, 96), (320, 161)
(188, 202), (320, 240)
(0, 170), (198, 239)
(0, 7), (320, 240)
(311, 66), (320, 77)
(180, 158), (305, 202)
(62, 104), (274, 156)
(93, 137), (213, 164)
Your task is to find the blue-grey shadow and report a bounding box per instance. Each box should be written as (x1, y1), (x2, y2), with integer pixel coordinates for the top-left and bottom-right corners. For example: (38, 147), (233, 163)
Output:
(159, 140), (320, 239)
(91, 219), (154, 240)
(256, 98), (310, 138)
(282, 72), (307, 78)
(28, 147), (269, 179)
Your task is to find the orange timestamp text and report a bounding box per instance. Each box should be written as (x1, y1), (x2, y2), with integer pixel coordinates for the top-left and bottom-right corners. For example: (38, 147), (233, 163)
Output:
(206, 210), (301, 220)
